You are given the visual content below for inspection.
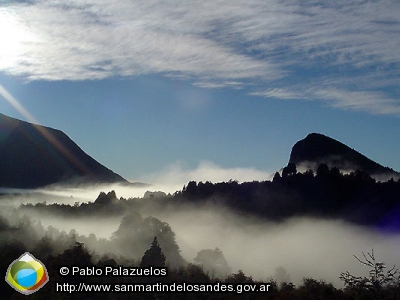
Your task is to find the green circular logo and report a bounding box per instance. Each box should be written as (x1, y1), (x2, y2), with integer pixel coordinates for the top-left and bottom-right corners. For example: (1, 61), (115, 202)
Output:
(5, 252), (49, 295)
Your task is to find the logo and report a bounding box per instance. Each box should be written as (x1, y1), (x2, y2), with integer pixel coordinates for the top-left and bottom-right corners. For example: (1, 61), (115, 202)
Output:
(5, 252), (49, 295)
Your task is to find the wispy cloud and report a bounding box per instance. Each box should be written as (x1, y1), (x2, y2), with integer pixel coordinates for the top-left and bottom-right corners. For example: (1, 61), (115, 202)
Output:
(314, 89), (400, 115)
(1, 0), (399, 115)
(253, 85), (400, 116)
(251, 88), (301, 100)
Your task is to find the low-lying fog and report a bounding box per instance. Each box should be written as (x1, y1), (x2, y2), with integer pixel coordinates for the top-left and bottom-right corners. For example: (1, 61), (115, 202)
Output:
(132, 204), (400, 287)
(1, 162), (399, 287)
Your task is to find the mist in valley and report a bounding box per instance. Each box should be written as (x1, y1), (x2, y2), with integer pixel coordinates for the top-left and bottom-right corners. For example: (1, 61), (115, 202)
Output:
(1, 163), (400, 289)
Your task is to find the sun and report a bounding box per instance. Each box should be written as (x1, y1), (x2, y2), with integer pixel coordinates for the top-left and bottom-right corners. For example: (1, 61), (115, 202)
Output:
(0, 8), (36, 70)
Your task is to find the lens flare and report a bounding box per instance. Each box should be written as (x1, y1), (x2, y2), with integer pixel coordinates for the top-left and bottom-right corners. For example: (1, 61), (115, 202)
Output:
(0, 84), (92, 175)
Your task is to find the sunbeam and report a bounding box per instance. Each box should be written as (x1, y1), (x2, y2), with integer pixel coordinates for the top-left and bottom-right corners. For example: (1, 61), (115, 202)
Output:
(0, 84), (92, 177)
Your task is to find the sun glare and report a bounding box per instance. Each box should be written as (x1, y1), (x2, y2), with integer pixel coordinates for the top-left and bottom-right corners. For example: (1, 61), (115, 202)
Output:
(0, 9), (35, 70)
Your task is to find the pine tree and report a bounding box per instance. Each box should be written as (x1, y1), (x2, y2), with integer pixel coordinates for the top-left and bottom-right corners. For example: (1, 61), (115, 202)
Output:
(140, 237), (166, 268)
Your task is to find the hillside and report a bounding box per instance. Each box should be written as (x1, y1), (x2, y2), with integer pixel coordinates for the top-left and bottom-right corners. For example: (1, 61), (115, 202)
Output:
(0, 113), (127, 188)
(289, 133), (399, 178)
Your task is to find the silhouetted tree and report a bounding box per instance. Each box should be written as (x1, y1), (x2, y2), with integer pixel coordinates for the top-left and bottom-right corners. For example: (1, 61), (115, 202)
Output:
(32, 235), (54, 258)
(340, 249), (399, 299)
(282, 163), (297, 178)
(317, 163), (330, 178)
(184, 181), (198, 196)
(330, 167), (341, 178)
(94, 190), (118, 205)
(140, 237), (166, 268)
(226, 270), (253, 284)
(142, 217), (184, 268)
(272, 172), (281, 183)
(56, 242), (93, 266)
(113, 212), (184, 268)
(173, 263), (210, 283)
(298, 278), (338, 299)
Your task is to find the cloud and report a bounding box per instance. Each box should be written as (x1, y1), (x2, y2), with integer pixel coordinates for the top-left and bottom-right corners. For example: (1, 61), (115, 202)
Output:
(138, 160), (272, 194)
(0, 161), (270, 202)
(314, 89), (400, 115)
(253, 86), (400, 116)
(2, 170), (400, 287)
(251, 88), (302, 100)
(1, 0), (399, 115)
(139, 203), (400, 287)
(0, 0), (277, 82)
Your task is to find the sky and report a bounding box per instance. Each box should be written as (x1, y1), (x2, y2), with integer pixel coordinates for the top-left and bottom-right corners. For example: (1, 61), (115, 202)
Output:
(0, 0), (399, 183)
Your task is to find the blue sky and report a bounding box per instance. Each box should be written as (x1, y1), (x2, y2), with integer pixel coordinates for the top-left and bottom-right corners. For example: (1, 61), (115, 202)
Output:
(0, 0), (399, 182)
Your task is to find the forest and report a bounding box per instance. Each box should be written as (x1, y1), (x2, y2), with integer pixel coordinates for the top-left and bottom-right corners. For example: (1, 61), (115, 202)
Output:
(1, 163), (400, 299)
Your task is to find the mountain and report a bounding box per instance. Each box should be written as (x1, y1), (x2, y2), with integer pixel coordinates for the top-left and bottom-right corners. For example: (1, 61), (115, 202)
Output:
(0, 113), (127, 188)
(171, 134), (400, 227)
(289, 133), (399, 178)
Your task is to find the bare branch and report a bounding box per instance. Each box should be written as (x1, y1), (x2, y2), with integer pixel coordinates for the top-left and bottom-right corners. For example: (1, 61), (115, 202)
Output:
(341, 249), (399, 291)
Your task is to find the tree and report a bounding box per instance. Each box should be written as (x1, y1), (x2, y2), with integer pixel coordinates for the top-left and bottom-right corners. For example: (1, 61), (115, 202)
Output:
(184, 181), (198, 196)
(298, 278), (337, 299)
(94, 191), (118, 205)
(340, 249), (399, 299)
(113, 213), (184, 268)
(142, 217), (184, 268)
(194, 248), (231, 279)
(282, 163), (297, 178)
(272, 172), (281, 183)
(56, 242), (93, 266)
(140, 237), (166, 268)
(226, 270), (253, 284)
(173, 264), (210, 283)
(316, 163), (330, 178)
